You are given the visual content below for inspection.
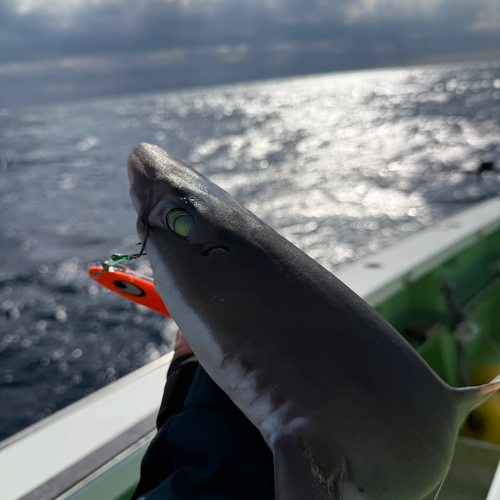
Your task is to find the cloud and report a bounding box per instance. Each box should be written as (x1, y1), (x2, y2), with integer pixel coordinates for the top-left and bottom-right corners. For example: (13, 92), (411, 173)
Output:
(1, 0), (500, 107)
(1, 0), (498, 65)
(472, 2), (500, 32)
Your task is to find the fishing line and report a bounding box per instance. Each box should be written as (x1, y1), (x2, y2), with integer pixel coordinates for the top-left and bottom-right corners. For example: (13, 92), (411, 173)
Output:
(96, 221), (149, 275)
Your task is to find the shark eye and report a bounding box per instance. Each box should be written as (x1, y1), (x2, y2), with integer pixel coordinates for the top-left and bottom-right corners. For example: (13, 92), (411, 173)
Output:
(166, 209), (194, 237)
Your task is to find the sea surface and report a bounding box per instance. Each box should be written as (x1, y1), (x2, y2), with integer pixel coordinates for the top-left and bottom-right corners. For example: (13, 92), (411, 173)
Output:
(1, 61), (500, 442)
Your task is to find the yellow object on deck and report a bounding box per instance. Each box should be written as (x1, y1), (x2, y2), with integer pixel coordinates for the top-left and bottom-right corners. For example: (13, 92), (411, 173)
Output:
(461, 364), (500, 445)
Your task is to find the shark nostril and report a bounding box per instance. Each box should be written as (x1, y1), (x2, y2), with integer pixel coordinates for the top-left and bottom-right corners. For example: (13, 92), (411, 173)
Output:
(200, 243), (229, 257)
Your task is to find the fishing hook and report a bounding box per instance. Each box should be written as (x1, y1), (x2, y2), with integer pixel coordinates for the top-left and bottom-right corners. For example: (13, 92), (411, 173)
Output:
(99, 221), (150, 273)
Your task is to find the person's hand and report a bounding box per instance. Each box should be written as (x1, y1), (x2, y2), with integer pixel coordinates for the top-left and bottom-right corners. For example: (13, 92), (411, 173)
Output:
(172, 330), (194, 361)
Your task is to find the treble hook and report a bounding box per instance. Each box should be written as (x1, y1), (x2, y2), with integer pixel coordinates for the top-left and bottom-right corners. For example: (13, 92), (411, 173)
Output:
(100, 221), (150, 272)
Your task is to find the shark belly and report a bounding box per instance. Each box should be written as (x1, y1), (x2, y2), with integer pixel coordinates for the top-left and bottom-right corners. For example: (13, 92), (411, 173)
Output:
(149, 244), (308, 446)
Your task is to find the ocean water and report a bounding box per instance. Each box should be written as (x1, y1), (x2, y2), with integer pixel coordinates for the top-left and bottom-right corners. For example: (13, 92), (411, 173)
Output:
(1, 61), (500, 442)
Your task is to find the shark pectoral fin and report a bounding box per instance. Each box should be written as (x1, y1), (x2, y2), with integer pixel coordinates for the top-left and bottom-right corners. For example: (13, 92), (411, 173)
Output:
(478, 374), (500, 395)
(454, 373), (500, 421)
(272, 434), (342, 500)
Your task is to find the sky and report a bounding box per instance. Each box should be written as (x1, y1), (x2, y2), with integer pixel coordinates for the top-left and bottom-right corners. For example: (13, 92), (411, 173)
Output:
(1, 0), (500, 107)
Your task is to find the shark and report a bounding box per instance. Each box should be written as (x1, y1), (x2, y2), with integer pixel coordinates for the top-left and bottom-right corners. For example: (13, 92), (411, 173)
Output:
(127, 143), (500, 500)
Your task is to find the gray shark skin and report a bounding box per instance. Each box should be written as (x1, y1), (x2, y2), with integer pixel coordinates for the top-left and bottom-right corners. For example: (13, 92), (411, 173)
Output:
(127, 143), (500, 500)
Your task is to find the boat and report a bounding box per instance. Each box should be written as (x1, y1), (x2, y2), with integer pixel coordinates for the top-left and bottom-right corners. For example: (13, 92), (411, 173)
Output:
(1, 196), (500, 500)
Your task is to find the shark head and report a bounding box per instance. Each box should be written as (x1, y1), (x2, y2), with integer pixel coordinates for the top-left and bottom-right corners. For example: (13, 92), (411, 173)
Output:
(127, 143), (285, 363)
(128, 142), (247, 255)
(128, 143), (499, 500)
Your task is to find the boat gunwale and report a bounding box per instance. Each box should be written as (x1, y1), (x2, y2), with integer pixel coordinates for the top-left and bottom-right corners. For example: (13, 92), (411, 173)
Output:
(336, 197), (500, 307)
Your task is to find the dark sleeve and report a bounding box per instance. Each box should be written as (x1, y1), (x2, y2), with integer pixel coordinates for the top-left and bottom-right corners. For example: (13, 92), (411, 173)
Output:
(131, 363), (274, 500)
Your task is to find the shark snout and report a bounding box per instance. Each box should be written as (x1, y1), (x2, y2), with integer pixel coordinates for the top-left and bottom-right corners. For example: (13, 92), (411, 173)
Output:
(127, 144), (153, 215)
(127, 143), (161, 193)
(127, 143), (177, 216)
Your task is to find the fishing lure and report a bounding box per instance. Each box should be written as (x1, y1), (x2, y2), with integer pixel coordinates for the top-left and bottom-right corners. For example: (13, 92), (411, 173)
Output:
(88, 225), (170, 316)
(88, 262), (170, 317)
